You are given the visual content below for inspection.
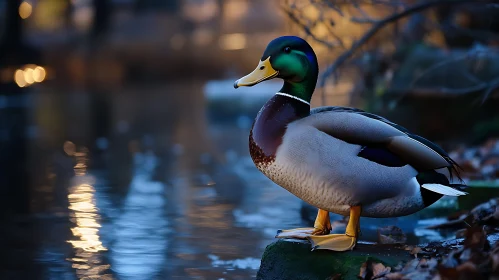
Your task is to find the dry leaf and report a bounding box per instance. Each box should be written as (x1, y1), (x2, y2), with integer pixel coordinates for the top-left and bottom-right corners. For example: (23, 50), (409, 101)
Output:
(372, 262), (391, 279)
(359, 261), (370, 279)
(359, 260), (391, 280)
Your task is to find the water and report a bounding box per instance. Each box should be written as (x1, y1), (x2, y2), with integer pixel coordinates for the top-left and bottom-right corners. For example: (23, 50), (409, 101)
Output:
(0, 82), (462, 279)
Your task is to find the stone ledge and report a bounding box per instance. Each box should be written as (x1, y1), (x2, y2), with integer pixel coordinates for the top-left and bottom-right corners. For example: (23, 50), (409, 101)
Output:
(256, 239), (412, 280)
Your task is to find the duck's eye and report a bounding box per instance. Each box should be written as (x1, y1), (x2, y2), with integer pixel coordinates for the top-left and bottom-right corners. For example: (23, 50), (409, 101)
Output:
(284, 47), (291, 53)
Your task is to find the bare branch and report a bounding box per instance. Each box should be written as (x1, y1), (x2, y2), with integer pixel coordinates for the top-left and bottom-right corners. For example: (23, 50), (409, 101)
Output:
(282, 6), (340, 49)
(324, 22), (346, 49)
(351, 2), (379, 23)
(316, 0), (344, 16)
(318, 0), (488, 88)
(349, 17), (380, 24)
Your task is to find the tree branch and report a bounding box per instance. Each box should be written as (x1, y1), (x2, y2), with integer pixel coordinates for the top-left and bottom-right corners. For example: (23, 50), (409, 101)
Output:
(282, 6), (340, 49)
(317, 0), (488, 88)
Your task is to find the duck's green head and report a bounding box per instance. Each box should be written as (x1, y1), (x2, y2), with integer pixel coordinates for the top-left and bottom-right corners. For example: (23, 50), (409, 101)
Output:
(234, 36), (318, 102)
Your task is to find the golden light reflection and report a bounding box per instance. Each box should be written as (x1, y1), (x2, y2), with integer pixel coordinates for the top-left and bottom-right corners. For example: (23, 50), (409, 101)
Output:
(67, 184), (106, 253)
(67, 183), (112, 279)
(64, 142), (111, 278)
(74, 147), (89, 176)
(219, 33), (247, 50)
(19, 1), (32, 19)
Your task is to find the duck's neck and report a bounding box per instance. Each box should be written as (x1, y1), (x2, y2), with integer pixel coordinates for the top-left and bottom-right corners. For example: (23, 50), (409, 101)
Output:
(249, 93), (310, 165)
(280, 78), (316, 103)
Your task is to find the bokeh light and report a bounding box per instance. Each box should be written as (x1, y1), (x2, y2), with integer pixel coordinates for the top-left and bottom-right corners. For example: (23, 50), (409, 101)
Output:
(33, 66), (47, 82)
(14, 69), (26, 87)
(23, 68), (34, 84)
(19, 1), (32, 19)
(219, 33), (247, 50)
(12, 65), (47, 87)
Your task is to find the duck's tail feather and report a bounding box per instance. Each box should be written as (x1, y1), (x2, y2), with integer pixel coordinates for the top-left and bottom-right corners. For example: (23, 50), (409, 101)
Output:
(421, 183), (468, 196)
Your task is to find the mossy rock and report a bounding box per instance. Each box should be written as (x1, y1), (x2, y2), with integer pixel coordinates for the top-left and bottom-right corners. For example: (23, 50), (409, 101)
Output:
(256, 239), (412, 280)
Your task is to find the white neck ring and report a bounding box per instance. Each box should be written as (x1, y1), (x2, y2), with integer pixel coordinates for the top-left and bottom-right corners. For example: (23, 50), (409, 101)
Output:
(275, 92), (310, 105)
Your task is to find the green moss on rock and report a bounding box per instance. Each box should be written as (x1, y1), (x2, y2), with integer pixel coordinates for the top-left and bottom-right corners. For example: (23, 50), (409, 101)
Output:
(257, 239), (412, 280)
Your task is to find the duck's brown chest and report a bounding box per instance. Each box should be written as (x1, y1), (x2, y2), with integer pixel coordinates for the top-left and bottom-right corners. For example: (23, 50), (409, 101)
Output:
(249, 95), (309, 167)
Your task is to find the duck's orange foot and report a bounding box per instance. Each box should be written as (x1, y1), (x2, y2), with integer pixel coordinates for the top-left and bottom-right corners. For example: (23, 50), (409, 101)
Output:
(308, 205), (361, 251)
(307, 234), (356, 251)
(275, 209), (331, 239)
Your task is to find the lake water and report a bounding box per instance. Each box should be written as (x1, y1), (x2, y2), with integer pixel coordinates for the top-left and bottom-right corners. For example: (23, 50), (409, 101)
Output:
(0, 82), (462, 279)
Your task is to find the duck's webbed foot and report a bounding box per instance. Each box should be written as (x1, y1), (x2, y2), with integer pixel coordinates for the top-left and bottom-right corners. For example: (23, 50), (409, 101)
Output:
(307, 206), (361, 251)
(275, 209), (331, 239)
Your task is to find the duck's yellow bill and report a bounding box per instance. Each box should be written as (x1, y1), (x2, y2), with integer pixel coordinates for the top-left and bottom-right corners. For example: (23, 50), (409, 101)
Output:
(234, 57), (278, 88)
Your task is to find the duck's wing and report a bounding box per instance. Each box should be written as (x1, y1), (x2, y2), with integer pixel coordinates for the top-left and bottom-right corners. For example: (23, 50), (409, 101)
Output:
(308, 106), (461, 179)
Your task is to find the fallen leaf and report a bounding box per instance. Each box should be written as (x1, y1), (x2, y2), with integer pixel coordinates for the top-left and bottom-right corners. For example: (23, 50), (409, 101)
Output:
(463, 226), (489, 250)
(372, 262), (391, 279)
(359, 260), (391, 280)
(359, 260), (372, 279)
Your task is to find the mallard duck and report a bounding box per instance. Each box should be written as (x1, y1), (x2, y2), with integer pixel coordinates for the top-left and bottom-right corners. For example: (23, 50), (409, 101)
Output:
(233, 36), (467, 251)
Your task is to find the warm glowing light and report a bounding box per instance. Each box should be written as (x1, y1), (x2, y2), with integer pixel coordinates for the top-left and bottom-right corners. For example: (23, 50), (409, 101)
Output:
(303, 5), (319, 21)
(67, 184), (107, 253)
(33, 66), (46, 82)
(223, 0), (249, 21)
(219, 33), (247, 50)
(19, 2), (32, 19)
(14, 70), (26, 87)
(23, 68), (34, 84)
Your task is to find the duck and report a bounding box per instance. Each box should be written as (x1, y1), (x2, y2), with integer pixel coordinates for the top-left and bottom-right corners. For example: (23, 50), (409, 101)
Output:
(233, 36), (467, 251)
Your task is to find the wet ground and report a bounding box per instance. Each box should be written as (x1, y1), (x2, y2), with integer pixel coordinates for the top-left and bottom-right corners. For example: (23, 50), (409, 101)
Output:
(0, 82), (467, 279)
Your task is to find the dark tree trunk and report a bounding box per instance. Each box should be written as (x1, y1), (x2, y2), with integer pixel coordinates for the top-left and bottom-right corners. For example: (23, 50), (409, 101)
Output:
(0, 0), (40, 216)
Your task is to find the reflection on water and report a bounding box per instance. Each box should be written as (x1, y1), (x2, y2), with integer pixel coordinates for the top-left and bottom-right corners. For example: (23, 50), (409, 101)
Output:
(109, 152), (168, 279)
(68, 183), (107, 253)
(66, 144), (112, 279)
(67, 182), (110, 279)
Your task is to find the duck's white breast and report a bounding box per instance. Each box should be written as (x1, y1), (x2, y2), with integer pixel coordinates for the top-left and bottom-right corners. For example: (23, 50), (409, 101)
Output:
(256, 125), (425, 217)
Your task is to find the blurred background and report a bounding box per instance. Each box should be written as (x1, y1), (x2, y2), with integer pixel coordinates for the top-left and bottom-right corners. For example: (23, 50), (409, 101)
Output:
(0, 0), (498, 279)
